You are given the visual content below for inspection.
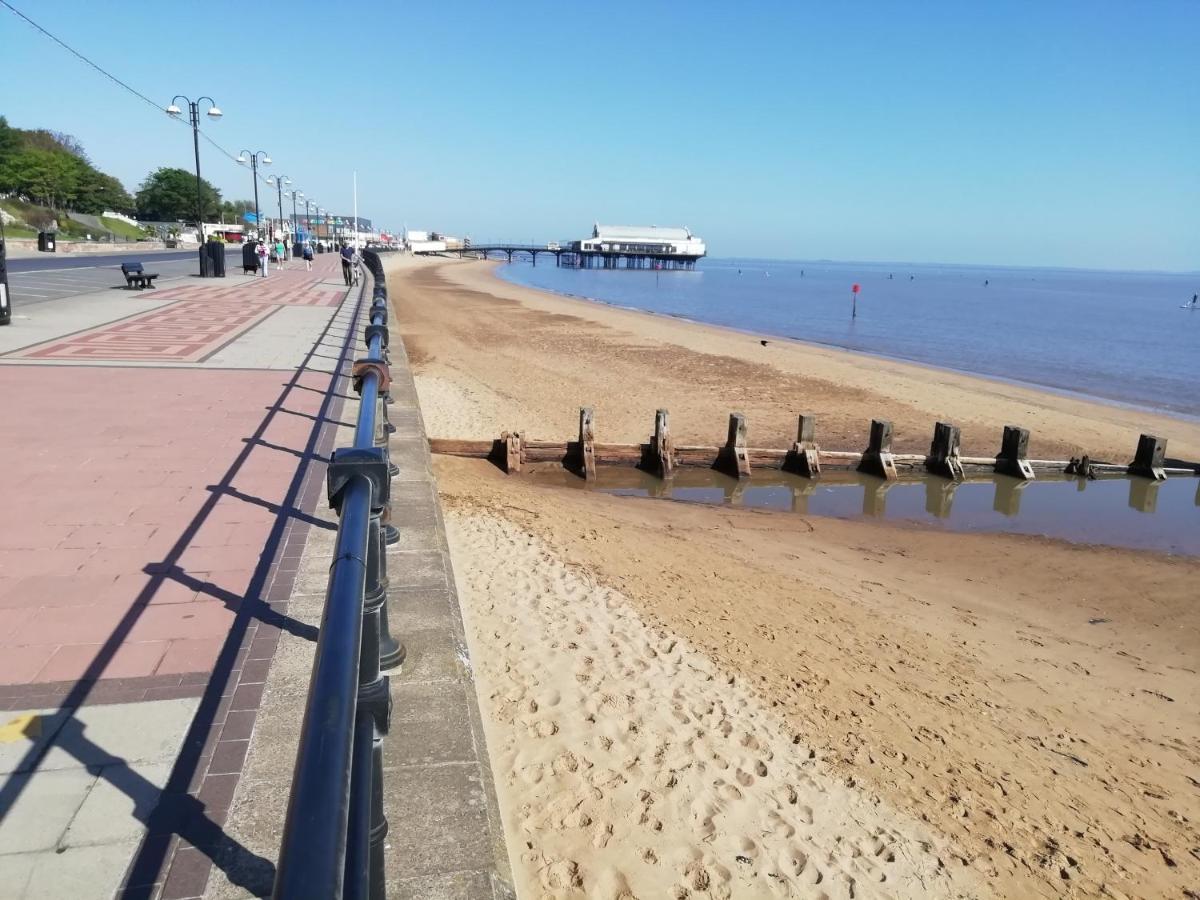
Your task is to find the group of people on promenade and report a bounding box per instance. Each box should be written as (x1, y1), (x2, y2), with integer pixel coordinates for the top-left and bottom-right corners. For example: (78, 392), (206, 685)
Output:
(251, 237), (360, 279)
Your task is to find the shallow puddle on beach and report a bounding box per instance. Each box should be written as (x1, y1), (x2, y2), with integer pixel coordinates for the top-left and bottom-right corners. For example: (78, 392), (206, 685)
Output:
(524, 466), (1200, 556)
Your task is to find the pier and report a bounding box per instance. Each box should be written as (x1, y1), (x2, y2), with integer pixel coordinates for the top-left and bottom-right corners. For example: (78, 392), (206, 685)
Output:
(430, 223), (706, 269)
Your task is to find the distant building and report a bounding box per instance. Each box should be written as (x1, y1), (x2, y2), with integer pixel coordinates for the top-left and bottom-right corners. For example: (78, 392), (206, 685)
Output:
(575, 224), (706, 260)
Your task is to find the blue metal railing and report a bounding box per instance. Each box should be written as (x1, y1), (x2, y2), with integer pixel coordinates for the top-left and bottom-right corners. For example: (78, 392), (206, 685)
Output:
(274, 250), (401, 899)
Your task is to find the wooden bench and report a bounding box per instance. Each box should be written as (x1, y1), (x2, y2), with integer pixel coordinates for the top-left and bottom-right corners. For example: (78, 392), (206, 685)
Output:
(121, 262), (159, 290)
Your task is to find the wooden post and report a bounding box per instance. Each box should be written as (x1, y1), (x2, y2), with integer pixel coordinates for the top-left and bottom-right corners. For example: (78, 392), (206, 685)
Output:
(651, 409), (674, 477)
(1128, 433), (1167, 481)
(502, 431), (523, 474)
(857, 419), (898, 481)
(716, 412), (751, 478)
(577, 407), (596, 480)
(995, 425), (1035, 480)
(926, 421), (964, 481)
(783, 413), (821, 477)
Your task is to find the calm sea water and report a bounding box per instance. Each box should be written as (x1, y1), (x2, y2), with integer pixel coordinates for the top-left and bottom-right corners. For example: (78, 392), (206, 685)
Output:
(498, 258), (1200, 418)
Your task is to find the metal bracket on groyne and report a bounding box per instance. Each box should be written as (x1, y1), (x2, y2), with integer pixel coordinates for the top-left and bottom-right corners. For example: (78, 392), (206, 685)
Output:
(430, 412), (1198, 484)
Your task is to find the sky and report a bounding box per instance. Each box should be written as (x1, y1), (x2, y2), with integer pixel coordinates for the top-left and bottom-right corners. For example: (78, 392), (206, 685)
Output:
(2, 1), (1197, 270)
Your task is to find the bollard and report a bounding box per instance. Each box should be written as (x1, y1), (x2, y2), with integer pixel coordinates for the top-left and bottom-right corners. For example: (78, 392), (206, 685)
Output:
(576, 407), (596, 480)
(716, 412), (751, 478)
(858, 419), (898, 481)
(995, 425), (1035, 480)
(1128, 433), (1167, 481)
(926, 421), (964, 481)
(783, 413), (821, 477)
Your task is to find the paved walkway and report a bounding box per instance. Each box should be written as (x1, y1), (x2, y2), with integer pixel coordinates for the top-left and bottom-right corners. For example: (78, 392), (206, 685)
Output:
(0, 253), (508, 898)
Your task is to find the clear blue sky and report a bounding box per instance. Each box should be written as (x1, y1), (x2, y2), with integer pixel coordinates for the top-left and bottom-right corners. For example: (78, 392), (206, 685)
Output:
(3, 1), (1197, 270)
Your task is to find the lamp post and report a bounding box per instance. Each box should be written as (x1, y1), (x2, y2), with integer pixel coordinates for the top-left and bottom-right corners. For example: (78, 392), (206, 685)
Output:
(266, 174), (291, 245)
(303, 197), (314, 245)
(236, 150), (271, 241)
(288, 189), (303, 253)
(166, 96), (221, 273)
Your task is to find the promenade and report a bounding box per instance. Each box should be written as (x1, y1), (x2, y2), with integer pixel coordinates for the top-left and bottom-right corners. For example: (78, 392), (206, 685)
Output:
(0, 252), (510, 898)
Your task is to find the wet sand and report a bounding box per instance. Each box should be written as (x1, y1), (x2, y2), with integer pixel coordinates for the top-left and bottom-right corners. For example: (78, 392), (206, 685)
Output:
(389, 256), (1200, 899)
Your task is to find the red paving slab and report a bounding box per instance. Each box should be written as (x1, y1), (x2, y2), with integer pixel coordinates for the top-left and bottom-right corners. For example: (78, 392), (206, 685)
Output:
(0, 365), (326, 687)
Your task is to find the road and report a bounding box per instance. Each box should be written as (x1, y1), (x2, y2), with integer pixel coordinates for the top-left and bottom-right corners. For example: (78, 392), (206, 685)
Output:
(3, 246), (239, 305)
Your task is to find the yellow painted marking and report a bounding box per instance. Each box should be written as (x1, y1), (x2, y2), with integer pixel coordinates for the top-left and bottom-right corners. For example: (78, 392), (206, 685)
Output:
(0, 713), (42, 743)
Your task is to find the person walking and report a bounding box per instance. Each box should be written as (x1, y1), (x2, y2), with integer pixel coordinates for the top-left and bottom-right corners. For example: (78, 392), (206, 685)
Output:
(275, 237), (286, 270)
(256, 239), (269, 278)
(302, 241), (314, 272)
(340, 243), (354, 286)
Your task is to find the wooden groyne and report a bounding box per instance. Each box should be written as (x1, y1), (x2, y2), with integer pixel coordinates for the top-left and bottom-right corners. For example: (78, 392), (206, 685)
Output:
(429, 410), (1198, 483)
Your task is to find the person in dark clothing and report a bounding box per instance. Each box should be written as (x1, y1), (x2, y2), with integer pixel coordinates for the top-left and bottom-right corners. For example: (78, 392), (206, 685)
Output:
(340, 243), (354, 286)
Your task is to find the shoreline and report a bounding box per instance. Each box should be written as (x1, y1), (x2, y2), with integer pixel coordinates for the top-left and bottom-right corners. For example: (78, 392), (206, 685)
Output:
(388, 254), (1200, 899)
(495, 264), (1200, 425)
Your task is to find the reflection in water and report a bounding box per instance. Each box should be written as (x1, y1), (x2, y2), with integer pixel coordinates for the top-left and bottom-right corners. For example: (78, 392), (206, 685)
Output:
(925, 479), (958, 518)
(530, 466), (1200, 556)
(862, 480), (892, 517)
(993, 477), (1029, 516)
(1129, 479), (1160, 514)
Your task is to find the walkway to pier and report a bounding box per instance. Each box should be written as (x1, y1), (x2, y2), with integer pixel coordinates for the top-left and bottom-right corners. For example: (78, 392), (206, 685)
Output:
(0, 254), (510, 897)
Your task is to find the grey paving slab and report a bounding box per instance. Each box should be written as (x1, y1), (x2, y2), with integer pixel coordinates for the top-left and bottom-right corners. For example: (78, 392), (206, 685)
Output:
(0, 698), (200, 774)
(2, 839), (144, 899)
(0, 766), (97, 853)
(61, 761), (173, 847)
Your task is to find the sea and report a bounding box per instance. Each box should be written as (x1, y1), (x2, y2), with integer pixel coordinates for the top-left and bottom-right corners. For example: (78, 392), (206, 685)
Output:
(498, 258), (1200, 420)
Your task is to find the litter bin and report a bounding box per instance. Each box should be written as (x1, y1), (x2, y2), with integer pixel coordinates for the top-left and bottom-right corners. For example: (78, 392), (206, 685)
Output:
(206, 240), (227, 277)
(241, 241), (259, 274)
(0, 237), (11, 326)
(37, 231), (56, 252)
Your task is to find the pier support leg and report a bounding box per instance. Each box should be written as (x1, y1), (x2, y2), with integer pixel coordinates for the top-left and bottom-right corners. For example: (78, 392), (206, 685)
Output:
(995, 425), (1035, 480)
(1128, 433), (1167, 480)
(576, 407), (596, 480)
(650, 409), (675, 477)
(926, 421), (964, 481)
(857, 419), (898, 481)
(716, 413), (751, 478)
(783, 413), (821, 477)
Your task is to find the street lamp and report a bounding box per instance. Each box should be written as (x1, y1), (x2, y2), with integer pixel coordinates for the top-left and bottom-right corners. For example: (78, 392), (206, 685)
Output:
(302, 196), (315, 245)
(288, 189), (304, 252)
(166, 95), (221, 273)
(236, 150), (271, 241)
(265, 174), (291, 245)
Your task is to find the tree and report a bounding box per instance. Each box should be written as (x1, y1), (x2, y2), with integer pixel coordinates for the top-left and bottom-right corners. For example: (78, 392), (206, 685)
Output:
(0, 117), (20, 166)
(135, 167), (221, 222)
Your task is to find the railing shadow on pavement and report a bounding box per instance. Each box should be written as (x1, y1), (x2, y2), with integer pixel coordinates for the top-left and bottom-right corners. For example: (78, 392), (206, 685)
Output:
(0, 268), (372, 897)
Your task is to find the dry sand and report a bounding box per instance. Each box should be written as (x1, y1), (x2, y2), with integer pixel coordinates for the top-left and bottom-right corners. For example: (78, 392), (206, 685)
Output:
(389, 257), (1200, 899)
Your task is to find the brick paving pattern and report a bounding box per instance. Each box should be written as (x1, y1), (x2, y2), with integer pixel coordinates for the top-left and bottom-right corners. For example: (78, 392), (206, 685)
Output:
(0, 254), (362, 898)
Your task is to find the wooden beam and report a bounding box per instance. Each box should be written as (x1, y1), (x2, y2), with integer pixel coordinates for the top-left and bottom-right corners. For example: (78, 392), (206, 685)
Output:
(926, 421), (965, 481)
(995, 425), (1035, 481)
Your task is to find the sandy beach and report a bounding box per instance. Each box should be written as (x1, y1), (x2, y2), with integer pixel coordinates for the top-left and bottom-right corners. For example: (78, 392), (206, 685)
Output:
(388, 255), (1199, 899)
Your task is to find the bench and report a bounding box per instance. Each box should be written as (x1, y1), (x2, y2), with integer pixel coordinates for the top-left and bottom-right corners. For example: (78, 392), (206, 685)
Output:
(121, 262), (159, 290)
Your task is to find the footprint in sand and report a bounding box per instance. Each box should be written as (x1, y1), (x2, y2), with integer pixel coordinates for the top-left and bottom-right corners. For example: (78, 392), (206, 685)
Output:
(447, 513), (980, 900)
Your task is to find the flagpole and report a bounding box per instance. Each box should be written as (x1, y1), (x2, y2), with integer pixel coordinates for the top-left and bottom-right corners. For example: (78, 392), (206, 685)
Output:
(353, 170), (358, 250)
